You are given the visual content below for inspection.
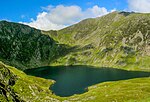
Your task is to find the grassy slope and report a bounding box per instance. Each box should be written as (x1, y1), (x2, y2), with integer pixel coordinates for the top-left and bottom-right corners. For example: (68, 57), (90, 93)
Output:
(44, 12), (150, 71)
(0, 61), (62, 102)
(67, 77), (150, 102)
(1, 62), (150, 102)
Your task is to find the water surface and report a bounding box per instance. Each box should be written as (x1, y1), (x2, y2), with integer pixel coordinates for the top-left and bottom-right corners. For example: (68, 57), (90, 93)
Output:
(25, 66), (150, 97)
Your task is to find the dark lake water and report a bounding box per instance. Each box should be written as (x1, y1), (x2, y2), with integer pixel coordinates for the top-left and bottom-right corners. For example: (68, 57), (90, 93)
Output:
(24, 66), (150, 97)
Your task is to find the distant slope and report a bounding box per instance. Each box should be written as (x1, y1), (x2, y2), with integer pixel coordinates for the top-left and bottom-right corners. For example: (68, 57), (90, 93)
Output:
(0, 21), (70, 70)
(45, 11), (150, 71)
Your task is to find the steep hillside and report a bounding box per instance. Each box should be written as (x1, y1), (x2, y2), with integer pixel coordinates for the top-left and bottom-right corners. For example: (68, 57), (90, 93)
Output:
(0, 62), (23, 101)
(45, 11), (150, 71)
(0, 21), (70, 70)
(0, 61), (60, 102)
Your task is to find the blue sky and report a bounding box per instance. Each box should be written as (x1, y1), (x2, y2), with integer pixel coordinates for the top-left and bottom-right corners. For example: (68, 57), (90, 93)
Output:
(0, 0), (150, 30)
(0, 0), (128, 22)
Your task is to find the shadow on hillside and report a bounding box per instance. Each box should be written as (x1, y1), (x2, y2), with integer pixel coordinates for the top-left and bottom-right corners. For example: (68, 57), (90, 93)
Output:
(119, 11), (135, 16)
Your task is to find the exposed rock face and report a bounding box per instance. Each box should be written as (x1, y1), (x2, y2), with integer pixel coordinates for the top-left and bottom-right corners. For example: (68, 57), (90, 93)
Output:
(0, 21), (68, 70)
(0, 62), (61, 102)
(0, 62), (23, 102)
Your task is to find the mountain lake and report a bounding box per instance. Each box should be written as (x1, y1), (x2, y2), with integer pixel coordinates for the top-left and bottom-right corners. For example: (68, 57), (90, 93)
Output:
(24, 66), (150, 97)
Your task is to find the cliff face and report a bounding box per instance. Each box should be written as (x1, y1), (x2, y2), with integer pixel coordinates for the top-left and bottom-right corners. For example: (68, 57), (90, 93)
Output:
(0, 21), (69, 70)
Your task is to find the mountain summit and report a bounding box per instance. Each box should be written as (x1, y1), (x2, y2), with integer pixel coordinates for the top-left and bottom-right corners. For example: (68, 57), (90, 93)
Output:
(44, 11), (150, 70)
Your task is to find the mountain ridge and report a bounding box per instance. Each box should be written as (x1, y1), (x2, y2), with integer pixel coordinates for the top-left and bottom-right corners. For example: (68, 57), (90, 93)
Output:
(0, 11), (149, 71)
(44, 11), (150, 71)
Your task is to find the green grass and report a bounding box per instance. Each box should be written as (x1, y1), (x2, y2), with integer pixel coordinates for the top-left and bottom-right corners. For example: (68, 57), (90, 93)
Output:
(67, 77), (150, 102)
(1, 61), (150, 102)
(43, 12), (150, 72)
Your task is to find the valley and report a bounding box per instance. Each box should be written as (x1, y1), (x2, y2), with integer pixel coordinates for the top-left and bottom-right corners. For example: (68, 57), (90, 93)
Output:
(0, 11), (150, 102)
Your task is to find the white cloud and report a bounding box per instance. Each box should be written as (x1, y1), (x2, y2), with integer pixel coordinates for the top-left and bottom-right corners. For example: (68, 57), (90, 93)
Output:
(128, 0), (150, 13)
(45, 5), (82, 25)
(23, 12), (66, 30)
(84, 5), (109, 18)
(22, 5), (111, 31)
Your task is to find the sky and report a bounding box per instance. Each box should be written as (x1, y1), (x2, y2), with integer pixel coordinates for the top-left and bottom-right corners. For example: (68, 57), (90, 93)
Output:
(0, 0), (150, 30)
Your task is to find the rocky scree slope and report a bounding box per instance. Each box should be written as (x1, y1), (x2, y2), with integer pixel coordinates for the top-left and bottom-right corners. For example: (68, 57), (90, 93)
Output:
(0, 62), (23, 102)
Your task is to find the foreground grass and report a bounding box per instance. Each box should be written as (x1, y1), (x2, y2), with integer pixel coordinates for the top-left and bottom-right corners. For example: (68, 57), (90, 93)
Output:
(1, 62), (150, 102)
(67, 77), (150, 102)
